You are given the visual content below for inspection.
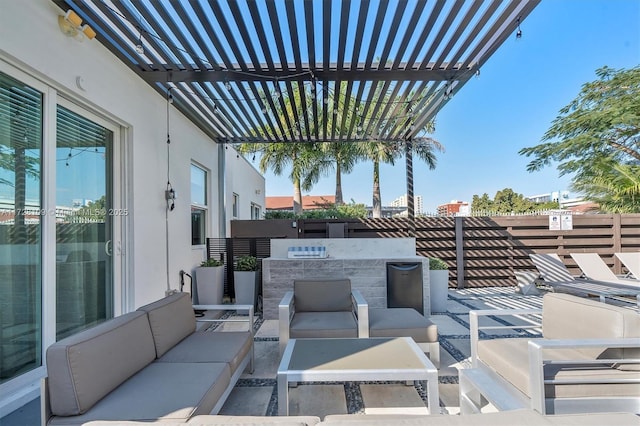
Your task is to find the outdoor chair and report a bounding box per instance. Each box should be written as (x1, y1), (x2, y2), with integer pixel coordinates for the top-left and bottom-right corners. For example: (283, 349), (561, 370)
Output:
(463, 292), (640, 415)
(570, 253), (640, 287)
(529, 253), (640, 306)
(278, 278), (368, 355)
(615, 252), (640, 280)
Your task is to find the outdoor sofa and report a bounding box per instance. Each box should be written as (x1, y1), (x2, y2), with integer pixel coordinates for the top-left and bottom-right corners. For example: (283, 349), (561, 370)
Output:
(461, 292), (640, 415)
(41, 292), (256, 425)
(77, 409), (640, 425)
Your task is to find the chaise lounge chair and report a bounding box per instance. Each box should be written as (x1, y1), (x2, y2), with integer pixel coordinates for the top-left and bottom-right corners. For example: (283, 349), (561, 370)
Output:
(570, 253), (640, 287)
(615, 252), (640, 280)
(529, 253), (640, 306)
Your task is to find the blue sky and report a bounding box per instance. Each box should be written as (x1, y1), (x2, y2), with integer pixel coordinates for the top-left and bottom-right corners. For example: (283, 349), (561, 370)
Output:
(256, 0), (640, 213)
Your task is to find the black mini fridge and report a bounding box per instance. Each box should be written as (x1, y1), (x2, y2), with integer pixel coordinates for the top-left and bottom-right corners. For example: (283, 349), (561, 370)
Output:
(386, 262), (423, 314)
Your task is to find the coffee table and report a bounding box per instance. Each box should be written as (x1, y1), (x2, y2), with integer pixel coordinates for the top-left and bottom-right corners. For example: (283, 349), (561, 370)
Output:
(277, 337), (439, 416)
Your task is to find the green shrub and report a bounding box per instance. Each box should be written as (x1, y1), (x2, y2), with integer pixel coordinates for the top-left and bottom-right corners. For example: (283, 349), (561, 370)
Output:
(200, 258), (223, 267)
(235, 255), (258, 271)
(429, 257), (448, 270)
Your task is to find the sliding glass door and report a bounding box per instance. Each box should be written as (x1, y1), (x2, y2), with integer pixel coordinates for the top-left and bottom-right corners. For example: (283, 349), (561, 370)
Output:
(55, 104), (114, 339)
(0, 67), (124, 387)
(0, 72), (43, 384)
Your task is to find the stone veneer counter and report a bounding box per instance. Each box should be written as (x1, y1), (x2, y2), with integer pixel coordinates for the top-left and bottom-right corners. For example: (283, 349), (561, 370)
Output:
(261, 238), (430, 320)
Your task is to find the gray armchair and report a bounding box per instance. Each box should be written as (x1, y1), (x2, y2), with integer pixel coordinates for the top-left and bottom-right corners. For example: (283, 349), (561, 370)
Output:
(278, 278), (369, 354)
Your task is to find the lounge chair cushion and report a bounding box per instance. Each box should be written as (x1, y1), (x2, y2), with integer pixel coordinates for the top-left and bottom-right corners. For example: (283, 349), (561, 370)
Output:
(368, 308), (438, 343)
(157, 331), (252, 374)
(47, 362), (231, 424)
(294, 279), (353, 312)
(477, 337), (640, 398)
(289, 312), (358, 338)
(46, 311), (156, 416)
(542, 293), (640, 370)
(137, 292), (196, 357)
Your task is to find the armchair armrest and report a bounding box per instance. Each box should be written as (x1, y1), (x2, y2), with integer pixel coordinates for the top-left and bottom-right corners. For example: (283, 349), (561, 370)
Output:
(469, 308), (542, 367)
(351, 289), (369, 338)
(279, 291), (295, 355)
(527, 337), (640, 414)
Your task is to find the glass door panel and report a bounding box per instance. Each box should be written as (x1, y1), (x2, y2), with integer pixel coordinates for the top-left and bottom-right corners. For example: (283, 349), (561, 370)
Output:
(0, 72), (43, 384)
(55, 105), (113, 339)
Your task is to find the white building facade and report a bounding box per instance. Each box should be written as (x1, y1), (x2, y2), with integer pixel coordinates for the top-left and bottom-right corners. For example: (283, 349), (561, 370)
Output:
(390, 194), (424, 216)
(0, 0), (264, 413)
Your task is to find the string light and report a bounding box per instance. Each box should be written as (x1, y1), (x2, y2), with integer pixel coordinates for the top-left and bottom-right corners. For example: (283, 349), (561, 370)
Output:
(515, 16), (522, 39)
(135, 27), (144, 54)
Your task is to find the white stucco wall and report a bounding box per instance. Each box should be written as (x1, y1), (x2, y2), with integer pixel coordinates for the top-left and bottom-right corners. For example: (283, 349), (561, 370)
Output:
(0, 0), (265, 308)
(225, 146), (266, 230)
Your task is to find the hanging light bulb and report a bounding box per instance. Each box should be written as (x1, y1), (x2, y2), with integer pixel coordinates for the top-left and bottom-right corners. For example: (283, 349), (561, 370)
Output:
(515, 16), (522, 39)
(135, 27), (144, 54)
(225, 81), (232, 91)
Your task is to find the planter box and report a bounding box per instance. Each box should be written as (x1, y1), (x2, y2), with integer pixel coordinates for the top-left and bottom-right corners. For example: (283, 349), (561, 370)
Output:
(234, 271), (258, 310)
(195, 266), (224, 304)
(429, 270), (449, 313)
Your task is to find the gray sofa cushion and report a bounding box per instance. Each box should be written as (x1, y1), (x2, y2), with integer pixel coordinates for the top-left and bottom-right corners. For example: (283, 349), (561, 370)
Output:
(46, 311), (156, 416)
(48, 362), (231, 425)
(290, 312), (358, 338)
(368, 308), (438, 343)
(158, 331), (252, 374)
(294, 279), (352, 312)
(322, 410), (640, 425)
(542, 292), (640, 370)
(137, 292), (197, 357)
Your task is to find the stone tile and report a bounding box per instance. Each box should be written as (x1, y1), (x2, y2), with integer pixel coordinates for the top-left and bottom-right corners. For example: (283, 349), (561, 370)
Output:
(219, 386), (273, 416)
(439, 383), (460, 415)
(242, 340), (279, 379)
(287, 384), (347, 417)
(255, 319), (278, 338)
(446, 300), (471, 314)
(360, 384), (428, 415)
(437, 349), (460, 377)
(447, 338), (471, 359)
(428, 315), (469, 336)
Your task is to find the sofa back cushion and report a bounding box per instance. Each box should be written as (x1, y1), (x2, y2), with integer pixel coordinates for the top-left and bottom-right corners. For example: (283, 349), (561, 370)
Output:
(294, 279), (352, 312)
(46, 311), (156, 416)
(137, 292), (196, 357)
(542, 292), (640, 369)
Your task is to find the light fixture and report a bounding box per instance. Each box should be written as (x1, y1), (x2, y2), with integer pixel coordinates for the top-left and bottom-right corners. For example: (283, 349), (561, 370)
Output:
(58, 10), (96, 41)
(135, 28), (145, 54)
(515, 16), (522, 39)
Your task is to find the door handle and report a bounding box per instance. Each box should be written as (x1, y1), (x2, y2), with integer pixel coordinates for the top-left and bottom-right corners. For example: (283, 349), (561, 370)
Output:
(105, 240), (112, 256)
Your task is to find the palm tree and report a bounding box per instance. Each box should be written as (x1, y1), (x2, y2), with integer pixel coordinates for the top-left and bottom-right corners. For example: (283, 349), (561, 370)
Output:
(302, 142), (362, 205)
(240, 141), (316, 214)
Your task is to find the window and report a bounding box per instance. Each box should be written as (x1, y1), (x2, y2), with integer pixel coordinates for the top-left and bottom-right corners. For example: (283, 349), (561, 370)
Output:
(251, 203), (261, 219)
(232, 193), (239, 218)
(191, 164), (207, 245)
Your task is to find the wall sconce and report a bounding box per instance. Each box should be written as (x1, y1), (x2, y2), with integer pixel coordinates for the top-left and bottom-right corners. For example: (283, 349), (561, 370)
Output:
(58, 10), (96, 41)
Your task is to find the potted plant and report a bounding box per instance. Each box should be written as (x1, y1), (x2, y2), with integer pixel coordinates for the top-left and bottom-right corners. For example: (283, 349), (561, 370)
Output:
(233, 255), (259, 311)
(429, 257), (449, 313)
(195, 258), (224, 305)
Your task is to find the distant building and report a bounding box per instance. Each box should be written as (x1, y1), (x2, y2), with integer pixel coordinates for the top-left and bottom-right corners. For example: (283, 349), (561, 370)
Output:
(437, 200), (469, 216)
(389, 194), (423, 216)
(525, 191), (593, 210)
(266, 195), (336, 211)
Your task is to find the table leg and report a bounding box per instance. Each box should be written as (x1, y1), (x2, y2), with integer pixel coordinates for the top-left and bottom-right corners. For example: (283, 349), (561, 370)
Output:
(277, 373), (289, 416)
(427, 374), (440, 414)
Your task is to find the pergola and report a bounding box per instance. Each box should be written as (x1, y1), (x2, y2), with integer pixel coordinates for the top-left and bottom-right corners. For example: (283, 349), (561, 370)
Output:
(51, 0), (541, 218)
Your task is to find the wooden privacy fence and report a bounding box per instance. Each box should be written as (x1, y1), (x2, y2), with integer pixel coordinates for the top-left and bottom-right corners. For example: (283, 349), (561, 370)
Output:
(229, 214), (640, 288)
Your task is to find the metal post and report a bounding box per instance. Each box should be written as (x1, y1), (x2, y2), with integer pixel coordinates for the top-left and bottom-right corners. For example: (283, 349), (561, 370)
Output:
(405, 140), (415, 237)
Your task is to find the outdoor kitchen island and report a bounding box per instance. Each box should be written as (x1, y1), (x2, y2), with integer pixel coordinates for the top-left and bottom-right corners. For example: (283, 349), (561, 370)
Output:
(261, 238), (430, 320)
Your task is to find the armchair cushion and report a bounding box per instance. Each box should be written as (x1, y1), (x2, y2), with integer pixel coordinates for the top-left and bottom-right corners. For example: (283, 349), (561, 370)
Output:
(290, 312), (358, 338)
(477, 337), (639, 399)
(294, 279), (353, 312)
